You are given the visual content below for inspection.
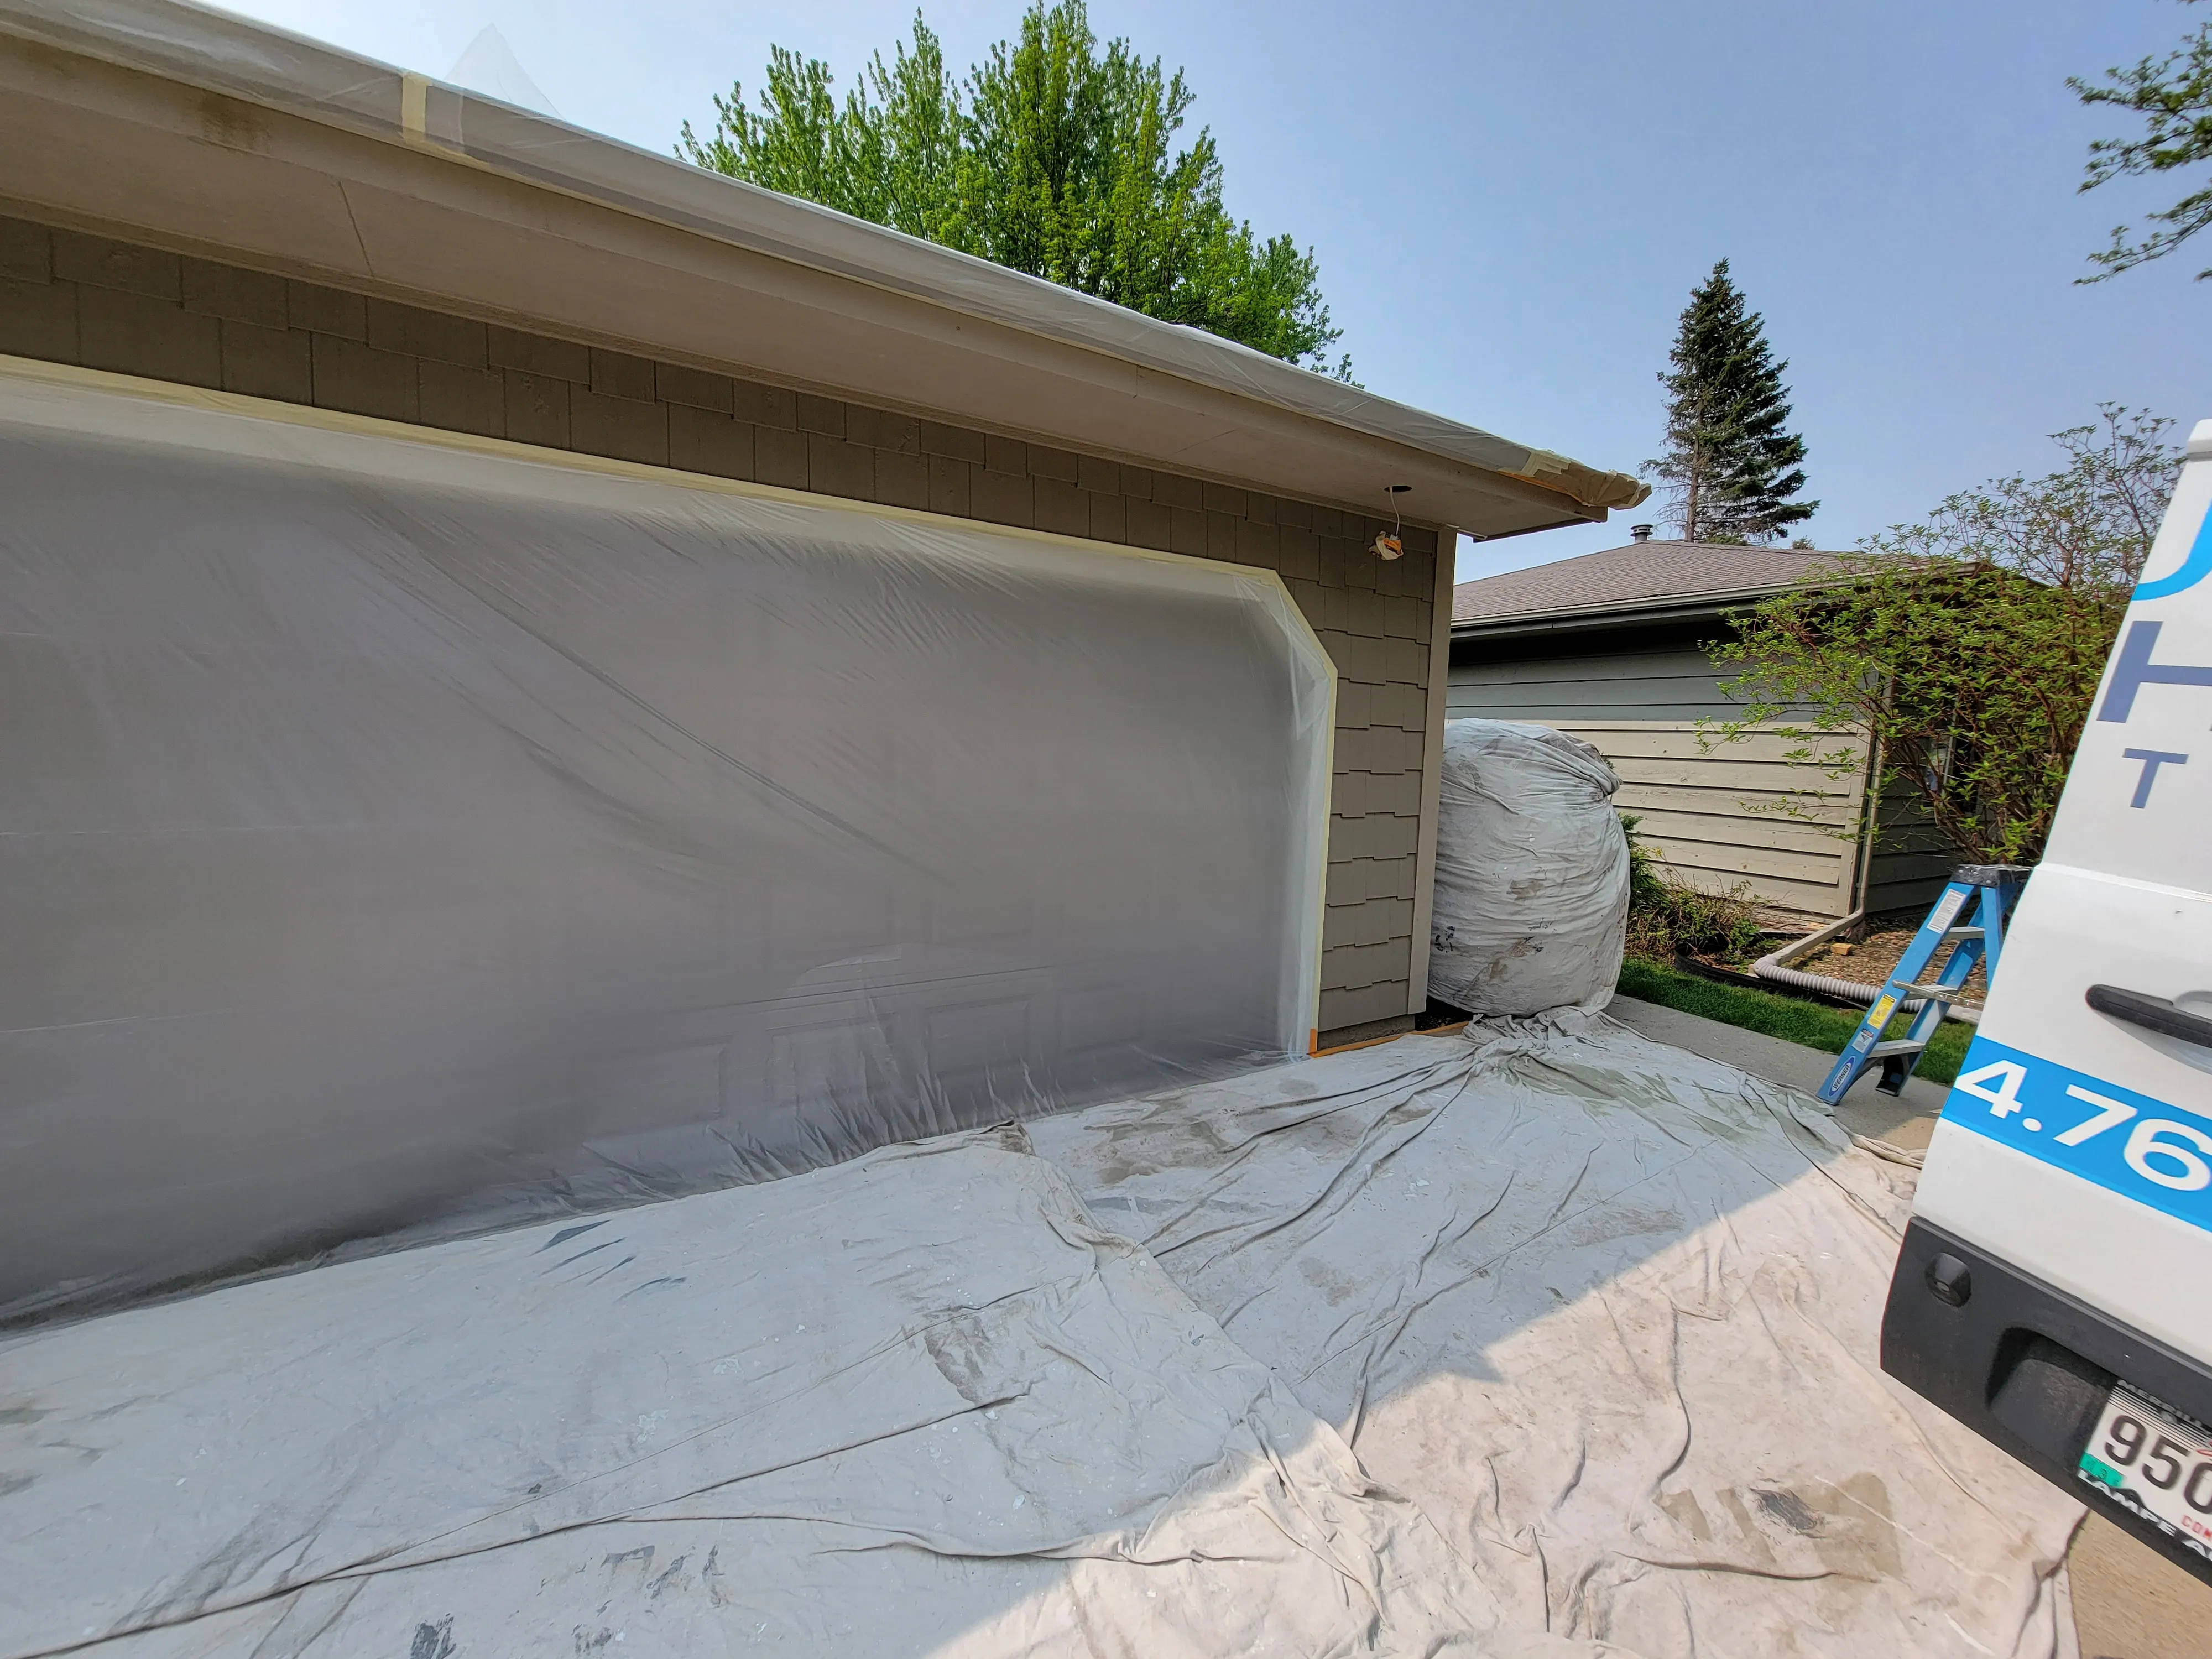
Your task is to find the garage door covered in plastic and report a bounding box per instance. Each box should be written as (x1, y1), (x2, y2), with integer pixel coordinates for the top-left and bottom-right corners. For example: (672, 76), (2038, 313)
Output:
(0, 368), (1332, 1322)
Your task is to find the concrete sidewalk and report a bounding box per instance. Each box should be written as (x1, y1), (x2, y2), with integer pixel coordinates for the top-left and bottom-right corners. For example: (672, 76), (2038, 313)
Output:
(1608, 993), (1947, 1151)
(1604, 993), (2212, 1659)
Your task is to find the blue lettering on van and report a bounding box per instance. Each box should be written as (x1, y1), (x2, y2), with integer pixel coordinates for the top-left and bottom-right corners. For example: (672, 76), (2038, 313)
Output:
(2098, 620), (2212, 723)
(2133, 500), (2212, 603)
(1942, 1035), (2212, 1234)
(2122, 748), (2189, 807)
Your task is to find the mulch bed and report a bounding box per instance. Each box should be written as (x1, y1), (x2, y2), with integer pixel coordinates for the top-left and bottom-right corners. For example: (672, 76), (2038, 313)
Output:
(1798, 926), (1989, 1001)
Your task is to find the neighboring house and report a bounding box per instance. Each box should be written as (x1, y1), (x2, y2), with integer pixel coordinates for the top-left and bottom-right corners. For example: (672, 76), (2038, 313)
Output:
(0, 0), (1644, 1058)
(1448, 534), (1951, 919)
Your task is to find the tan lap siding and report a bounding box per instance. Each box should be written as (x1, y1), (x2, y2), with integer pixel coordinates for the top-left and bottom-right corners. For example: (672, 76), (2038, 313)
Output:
(1447, 643), (1865, 917)
(1862, 789), (1956, 920)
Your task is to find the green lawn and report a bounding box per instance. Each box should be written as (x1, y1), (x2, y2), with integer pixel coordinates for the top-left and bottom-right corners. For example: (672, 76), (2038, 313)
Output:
(1617, 957), (1974, 1087)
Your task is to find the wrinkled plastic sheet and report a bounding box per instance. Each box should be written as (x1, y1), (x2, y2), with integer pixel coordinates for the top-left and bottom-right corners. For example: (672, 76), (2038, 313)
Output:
(0, 1129), (1590, 1659)
(1428, 719), (1629, 1017)
(3, 1018), (2083, 1657)
(1031, 1019), (2083, 1658)
(0, 367), (1329, 1323)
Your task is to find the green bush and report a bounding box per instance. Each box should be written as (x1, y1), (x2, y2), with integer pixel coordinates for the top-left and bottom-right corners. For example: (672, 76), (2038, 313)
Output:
(1620, 815), (1766, 966)
(1706, 410), (2179, 867)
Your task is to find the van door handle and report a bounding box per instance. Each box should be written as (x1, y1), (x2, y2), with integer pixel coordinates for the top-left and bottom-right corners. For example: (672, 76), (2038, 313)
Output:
(2086, 984), (2212, 1049)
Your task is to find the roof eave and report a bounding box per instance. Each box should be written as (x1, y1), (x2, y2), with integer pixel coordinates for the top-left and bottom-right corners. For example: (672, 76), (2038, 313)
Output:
(0, 0), (1646, 534)
(1450, 581), (1824, 640)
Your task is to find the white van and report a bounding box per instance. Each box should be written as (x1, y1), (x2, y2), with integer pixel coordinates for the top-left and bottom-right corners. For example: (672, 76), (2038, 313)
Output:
(1884, 419), (2212, 1584)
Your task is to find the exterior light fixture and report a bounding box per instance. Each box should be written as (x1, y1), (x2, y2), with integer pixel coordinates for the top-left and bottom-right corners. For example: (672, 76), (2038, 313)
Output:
(1372, 484), (1411, 560)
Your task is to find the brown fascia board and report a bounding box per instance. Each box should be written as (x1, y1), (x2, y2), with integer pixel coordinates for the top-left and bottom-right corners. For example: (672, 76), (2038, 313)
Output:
(0, 5), (1642, 538)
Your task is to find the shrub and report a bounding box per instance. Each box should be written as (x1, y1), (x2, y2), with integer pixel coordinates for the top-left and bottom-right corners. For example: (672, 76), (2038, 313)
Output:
(1705, 409), (2180, 865)
(1621, 815), (1766, 966)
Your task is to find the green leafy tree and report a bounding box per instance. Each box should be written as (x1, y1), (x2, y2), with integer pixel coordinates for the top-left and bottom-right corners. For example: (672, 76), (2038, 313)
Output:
(1705, 409), (2181, 865)
(1643, 260), (1815, 544)
(680, 3), (1350, 377)
(2073, 0), (2212, 281)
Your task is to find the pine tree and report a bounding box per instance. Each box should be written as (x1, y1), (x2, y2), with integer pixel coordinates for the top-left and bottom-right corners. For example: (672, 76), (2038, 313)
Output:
(1645, 260), (1815, 543)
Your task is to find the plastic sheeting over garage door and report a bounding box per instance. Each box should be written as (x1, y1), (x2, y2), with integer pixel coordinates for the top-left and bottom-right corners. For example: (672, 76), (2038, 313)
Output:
(0, 1019), (2076, 1658)
(0, 366), (1331, 1322)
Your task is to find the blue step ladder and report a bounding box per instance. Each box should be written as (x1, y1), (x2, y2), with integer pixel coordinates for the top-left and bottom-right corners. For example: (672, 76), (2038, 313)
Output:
(1816, 865), (2031, 1104)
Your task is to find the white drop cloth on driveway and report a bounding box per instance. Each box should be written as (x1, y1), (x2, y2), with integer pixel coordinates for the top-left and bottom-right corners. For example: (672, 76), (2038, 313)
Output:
(1029, 1017), (2083, 1658)
(3, 1018), (2080, 1657)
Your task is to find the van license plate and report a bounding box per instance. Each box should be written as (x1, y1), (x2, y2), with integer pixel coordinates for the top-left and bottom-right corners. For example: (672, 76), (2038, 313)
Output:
(2079, 1383), (2212, 1558)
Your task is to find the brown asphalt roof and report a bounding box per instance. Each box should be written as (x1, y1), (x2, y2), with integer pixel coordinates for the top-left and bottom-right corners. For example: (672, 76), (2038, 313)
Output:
(1452, 539), (1847, 629)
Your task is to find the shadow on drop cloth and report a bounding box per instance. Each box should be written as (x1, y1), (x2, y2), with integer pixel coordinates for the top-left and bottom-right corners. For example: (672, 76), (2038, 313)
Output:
(0, 1009), (2082, 1659)
(1027, 1008), (2084, 1659)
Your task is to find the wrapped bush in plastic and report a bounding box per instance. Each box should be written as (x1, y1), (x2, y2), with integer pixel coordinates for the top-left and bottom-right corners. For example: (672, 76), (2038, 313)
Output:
(1426, 719), (1628, 1016)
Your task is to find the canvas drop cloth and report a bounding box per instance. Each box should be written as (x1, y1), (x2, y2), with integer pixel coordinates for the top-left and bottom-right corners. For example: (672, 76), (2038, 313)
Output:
(0, 366), (1328, 1323)
(1029, 1019), (2084, 1658)
(4, 1018), (2080, 1658)
(1427, 721), (1629, 1017)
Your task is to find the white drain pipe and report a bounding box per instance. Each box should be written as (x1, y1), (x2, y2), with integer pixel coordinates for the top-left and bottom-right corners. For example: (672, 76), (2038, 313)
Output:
(1750, 910), (1982, 1025)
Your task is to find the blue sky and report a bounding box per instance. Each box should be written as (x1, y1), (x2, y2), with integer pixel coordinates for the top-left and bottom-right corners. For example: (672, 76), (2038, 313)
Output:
(211, 0), (2209, 583)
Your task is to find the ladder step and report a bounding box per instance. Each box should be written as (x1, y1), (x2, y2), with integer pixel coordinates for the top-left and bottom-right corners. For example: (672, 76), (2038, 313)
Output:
(1819, 867), (2025, 1107)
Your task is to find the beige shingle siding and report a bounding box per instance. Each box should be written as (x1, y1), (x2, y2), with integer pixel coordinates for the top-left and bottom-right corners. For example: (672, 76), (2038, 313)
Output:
(0, 212), (1434, 1042)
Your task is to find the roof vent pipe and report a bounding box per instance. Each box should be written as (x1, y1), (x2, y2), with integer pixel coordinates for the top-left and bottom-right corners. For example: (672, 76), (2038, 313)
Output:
(1630, 524), (1654, 543)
